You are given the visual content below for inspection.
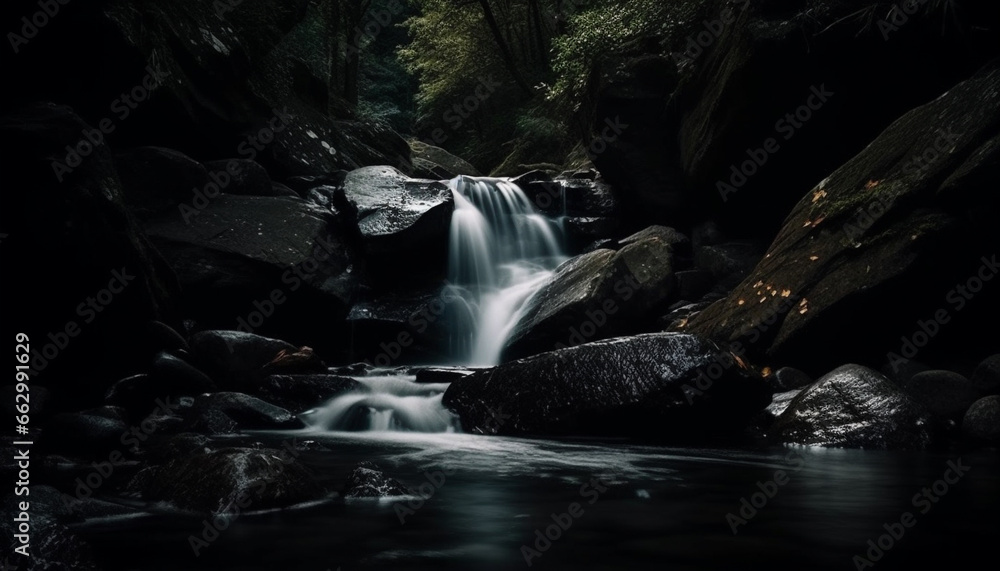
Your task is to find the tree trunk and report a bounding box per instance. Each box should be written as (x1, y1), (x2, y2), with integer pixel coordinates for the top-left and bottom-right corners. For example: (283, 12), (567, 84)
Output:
(477, 0), (535, 97)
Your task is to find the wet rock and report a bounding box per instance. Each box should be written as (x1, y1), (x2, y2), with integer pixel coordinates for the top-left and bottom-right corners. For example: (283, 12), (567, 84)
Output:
(771, 365), (934, 450)
(446, 333), (770, 440)
(504, 226), (683, 361)
(343, 461), (410, 498)
(190, 331), (323, 389)
(414, 367), (476, 385)
(188, 392), (304, 434)
(962, 396), (1000, 444)
(410, 140), (480, 177)
(140, 447), (324, 513)
(204, 159), (273, 197)
(43, 410), (129, 458)
(903, 371), (979, 418)
(115, 146), (211, 220)
(0, 489), (99, 570)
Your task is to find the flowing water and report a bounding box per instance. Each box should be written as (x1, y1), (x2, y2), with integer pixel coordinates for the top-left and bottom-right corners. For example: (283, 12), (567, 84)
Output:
(75, 175), (1000, 570)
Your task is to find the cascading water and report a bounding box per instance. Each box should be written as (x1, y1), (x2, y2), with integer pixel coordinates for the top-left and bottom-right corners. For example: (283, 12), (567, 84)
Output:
(302, 176), (566, 434)
(447, 176), (567, 365)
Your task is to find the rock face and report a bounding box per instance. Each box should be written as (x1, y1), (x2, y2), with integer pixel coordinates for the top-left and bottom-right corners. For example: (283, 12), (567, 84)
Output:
(589, 1), (1000, 235)
(410, 140), (481, 178)
(445, 333), (770, 440)
(770, 365), (934, 450)
(141, 447), (324, 513)
(686, 61), (1000, 373)
(503, 226), (684, 361)
(145, 195), (356, 352)
(251, 375), (361, 413)
(0, 105), (177, 401)
(336, 166), (454, 284)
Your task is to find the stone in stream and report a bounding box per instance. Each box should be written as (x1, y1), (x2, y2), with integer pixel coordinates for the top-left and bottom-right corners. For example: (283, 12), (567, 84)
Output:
(190, 331), (325, 390)
(771, 365), (934, 450)
(186, 392), (304, 434)
(343, 462), (411, 498)
(251, 375), (362, 413)
(445, 333), (769, 440)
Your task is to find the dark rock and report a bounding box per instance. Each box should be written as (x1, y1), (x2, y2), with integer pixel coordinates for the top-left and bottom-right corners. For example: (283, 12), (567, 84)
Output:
(285, 172), (348, 194)
(271, 182), (300, 198)
(770, 365), (934, 450)
(768, 367), (814, 393)
(0, 104), (177, 402)
(659, 301), (712, 330)
(336, 166), (454, 284)
(144, 194), (356, 353)
(971, 355), (1000, 396)
(140, 447), (324, 513)
(688, 62), (1000, 373)
(764, 390), (803, 421)
(694, 242), (763, 284)
(903, 371), (979, 418)
(504, 226), (682, 361)
(144, 433), (213, 464)
(147, 320), (191, 354)
(343, 462), (410, 498)
(204, 159), (273, 197)
(188, 393), (303, 434)
(410, 140), (480, 177)
(190, 331), (321, 389)
(412, 157), (457, 180)
(251, 375), (361, 413)
(115, 146), (211, 219)
(445, 333), (770, 440)
(0, 489), (98, 570)
(43, 411), (129, 458)
(962, 396), (1000, 444)
(414, 367), (476, 385)
(330, 363), (375, 376)
(880, 358), (931, 386)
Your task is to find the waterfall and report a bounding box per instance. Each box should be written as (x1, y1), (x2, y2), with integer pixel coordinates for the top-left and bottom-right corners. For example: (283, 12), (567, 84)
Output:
(303, 176), (566, 434)
(447, 176), (567, 366)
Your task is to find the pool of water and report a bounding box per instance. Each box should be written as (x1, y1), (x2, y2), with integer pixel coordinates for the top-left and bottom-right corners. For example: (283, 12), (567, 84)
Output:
(77, 430), (999, 570)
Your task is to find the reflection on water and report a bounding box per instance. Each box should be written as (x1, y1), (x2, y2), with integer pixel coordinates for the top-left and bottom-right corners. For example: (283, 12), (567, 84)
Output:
(80, 432), (999, 570)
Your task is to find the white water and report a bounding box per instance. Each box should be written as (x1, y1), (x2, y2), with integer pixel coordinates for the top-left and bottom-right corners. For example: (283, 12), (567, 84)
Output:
(300, 375), (461, 433)
(305, 176), (566, 434)
(447, 176), (567, 366)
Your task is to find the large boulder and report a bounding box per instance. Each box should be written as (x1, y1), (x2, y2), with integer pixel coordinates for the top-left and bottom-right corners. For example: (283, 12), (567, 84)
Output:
(445, 333), (770, 440)
(770, 365), (934, 450)
(186, 392), (304, 434)
(971, 354), (1000, 396)
(503, 226), (685, 361)
(409, 140), (481, 178)
(962, 396), (1000, 444)
(903, 370), (979, 419)
(336, 166), (454, 285)
(139, 447), (324, 514)
(145, 195), (357, 353)
(686, 61), (1000, 373)
(189, 331), (324, 390)
(251, 375), (361, 413)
